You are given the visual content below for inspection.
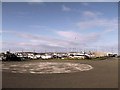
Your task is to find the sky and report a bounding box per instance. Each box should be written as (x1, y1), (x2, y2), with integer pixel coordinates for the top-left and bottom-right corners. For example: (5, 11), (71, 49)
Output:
(1, 0), (120, 2)
(2, 2), (118, 53)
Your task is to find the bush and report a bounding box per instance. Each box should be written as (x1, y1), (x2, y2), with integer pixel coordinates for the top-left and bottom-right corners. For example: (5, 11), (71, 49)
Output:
(4, 52), (21, 61)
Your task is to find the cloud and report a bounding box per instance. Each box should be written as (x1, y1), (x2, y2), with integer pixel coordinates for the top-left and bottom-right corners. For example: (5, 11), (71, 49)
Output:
(2, 29), (116, 52)
(4, 29), (101, 52)
(82, 11), (102, 18)
(3, 30), (86, 50)
(3, 30), (40, 39)
(77, 18), (117, 31)
(0, 29), (2, 34)
(56, 31), (80, 40)
(3, 30), (102, 49)
(77, 11), (117, 32)
(56, 30), (101, 46)
(62, 5), (71, 12)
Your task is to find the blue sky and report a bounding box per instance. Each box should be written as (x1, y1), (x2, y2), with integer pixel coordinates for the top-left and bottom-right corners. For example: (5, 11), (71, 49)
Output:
(2, 2), (118, 53)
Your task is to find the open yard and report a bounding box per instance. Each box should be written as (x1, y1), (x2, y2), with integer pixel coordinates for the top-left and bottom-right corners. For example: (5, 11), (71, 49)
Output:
(2, 57), (118, 88)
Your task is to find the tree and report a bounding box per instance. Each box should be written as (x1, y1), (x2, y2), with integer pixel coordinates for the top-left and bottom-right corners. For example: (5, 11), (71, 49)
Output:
(5, 51), (21, 61)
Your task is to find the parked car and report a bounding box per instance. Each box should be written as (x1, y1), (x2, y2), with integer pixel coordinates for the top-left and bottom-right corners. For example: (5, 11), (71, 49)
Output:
(41, 54), (52, 59)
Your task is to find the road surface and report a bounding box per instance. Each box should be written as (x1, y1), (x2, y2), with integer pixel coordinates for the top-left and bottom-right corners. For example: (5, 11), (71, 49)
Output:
(2, 58), (118, 88)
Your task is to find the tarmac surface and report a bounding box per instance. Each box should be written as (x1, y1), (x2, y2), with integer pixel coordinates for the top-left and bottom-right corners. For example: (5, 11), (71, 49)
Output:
(2, 58), (118, 88)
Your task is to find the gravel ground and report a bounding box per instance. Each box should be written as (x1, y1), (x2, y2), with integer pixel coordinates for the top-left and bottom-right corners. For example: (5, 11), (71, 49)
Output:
(2, 58), (118, 88)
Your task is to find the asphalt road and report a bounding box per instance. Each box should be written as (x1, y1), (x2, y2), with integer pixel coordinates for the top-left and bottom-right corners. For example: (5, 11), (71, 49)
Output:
(2, 58), (118, 88)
